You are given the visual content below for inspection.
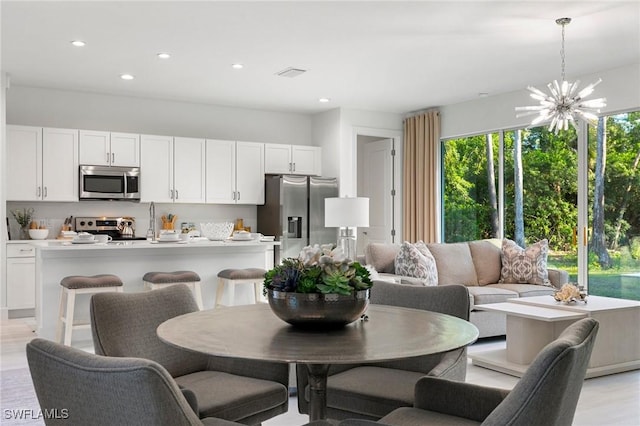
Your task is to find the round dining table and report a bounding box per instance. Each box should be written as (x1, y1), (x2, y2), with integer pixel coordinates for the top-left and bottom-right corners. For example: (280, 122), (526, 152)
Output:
(157, 303), (479, 421)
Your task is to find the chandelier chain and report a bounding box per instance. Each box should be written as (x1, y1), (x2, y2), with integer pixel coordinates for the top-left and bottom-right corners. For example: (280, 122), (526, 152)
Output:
(560, 22), (566, 82)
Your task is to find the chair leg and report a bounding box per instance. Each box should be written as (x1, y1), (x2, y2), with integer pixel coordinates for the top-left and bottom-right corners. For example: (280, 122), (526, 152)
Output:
(192, 281), (203, 310)
(55, 289), (66, 343)
(254, 281), (262, 304)
(227, 281), (236, 306)
(63, 290), (76, 346)
(215, 278), (226, 307)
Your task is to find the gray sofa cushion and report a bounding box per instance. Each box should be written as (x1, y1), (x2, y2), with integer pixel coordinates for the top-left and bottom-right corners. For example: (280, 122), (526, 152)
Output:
(365, 243), (400, 273)
(487, 283), (556, 298)
(468, 239), (502, 286)
(427, 242), (478, 286)
(467, 286), (518, 309)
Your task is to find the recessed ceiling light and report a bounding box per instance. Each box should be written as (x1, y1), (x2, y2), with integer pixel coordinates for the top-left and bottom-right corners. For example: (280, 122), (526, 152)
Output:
(120, 74), (135, 81)
(71, 40), (86, 47)
(232, 63), (244, 69)
(157, 52), (171, 59)
(318, 97), (331, 103)
(478, 92), (489, 98)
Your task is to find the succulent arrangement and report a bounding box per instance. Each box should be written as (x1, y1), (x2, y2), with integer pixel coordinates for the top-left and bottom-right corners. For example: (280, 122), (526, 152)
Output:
(264, 244), (374, 295)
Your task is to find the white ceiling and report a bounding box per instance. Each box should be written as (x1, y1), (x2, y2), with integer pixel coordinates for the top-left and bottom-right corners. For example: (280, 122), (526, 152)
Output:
(2, 1), (638, 115)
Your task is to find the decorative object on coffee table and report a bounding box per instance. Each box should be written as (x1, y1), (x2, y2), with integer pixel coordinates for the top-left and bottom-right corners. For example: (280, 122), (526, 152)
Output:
(553, 283), (588, 304)
(264, 244), (373, 328)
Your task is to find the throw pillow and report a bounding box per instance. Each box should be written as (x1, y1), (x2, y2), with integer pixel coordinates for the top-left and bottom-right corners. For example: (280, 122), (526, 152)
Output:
(500, 239), (551, 286)
(394, 242), (438, 286)
(426, 242), (478, 286)
(468, 239), (502, 285)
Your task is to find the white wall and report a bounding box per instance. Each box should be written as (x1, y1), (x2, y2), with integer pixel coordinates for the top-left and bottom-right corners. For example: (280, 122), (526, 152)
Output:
(311, 108), (341, 179)
(440, 63), (640, 139)
(7, 86), (312, 145)
(1, 72), (7, 318)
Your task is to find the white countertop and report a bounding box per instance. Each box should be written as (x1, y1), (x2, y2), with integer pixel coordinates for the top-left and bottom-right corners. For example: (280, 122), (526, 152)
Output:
(24, 238), (279, 251)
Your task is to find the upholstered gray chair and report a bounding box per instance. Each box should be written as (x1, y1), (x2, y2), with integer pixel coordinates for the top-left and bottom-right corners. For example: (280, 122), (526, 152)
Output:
(26, 338), (242, 426)
(90, 285), (289, 425)
(297, 282), (473, 420)
(336, 317), (599, 426)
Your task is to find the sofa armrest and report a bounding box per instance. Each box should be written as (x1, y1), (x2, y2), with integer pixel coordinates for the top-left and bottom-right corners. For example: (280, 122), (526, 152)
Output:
(548, 268), (569, 289)
(414, 376), (509, 421)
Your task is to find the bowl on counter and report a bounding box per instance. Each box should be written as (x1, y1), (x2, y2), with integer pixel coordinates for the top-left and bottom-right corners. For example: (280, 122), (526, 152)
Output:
(28, 229), (49, 240)
(200, 222), (234, 241)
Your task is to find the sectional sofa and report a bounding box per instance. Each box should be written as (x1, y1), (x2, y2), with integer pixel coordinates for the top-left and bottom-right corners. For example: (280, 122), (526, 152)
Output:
(362, 239), (569, 338)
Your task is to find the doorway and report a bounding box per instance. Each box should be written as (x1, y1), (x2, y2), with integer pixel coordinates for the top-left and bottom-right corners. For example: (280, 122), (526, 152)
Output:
(356, 131), (402, 254)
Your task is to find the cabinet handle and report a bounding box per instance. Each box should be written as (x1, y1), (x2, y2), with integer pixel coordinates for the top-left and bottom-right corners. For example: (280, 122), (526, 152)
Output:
(112, 153), (115, 164)
(44, 187), (48, 198)
(232, 191), (236, 200)
(237, 191), (240, 200)
(106, 152), (110, 163)
(293, 162), (296, 172)
(170, 189), (174, 199)
(37, 186), (41, 197)
(175, 190), (179, 200)
(289, 162), (292, 172)
(20, 249), (34, 253)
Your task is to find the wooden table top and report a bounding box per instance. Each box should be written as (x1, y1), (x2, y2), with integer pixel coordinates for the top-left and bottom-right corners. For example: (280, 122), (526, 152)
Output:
(157, 303), (479, 364)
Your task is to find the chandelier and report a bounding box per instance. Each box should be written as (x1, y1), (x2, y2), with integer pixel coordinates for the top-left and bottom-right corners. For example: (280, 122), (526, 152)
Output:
(515, 17), (606, 134)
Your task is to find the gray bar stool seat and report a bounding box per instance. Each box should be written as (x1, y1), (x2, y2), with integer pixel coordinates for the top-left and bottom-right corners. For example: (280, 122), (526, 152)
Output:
(143, 270), (203, 310)
(56, 274), (123, 346)
(216, 268), (266, 306)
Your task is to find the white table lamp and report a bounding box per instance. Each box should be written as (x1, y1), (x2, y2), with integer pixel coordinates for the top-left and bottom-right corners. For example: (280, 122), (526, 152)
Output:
(325, 197), (369, 260)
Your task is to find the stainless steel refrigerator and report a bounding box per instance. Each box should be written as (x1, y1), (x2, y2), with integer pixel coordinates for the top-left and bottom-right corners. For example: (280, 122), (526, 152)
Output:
(257, 175), (339, 261)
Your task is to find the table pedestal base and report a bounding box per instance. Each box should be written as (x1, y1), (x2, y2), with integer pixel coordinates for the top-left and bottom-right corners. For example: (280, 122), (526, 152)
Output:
(306, 364), (330, 421)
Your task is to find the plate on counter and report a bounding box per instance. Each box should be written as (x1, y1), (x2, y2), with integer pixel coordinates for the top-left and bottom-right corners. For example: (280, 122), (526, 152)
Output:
(71, 239), (97, 244)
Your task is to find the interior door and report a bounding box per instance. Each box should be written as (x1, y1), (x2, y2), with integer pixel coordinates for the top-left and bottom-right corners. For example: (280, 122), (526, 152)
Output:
(359, 138), (394, 250)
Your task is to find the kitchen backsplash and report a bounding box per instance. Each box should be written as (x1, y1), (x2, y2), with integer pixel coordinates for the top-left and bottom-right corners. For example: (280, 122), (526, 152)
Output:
(6, 201), (257, 240)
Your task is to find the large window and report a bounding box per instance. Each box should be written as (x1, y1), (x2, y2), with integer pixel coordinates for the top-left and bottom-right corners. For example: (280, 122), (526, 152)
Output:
(442, 111), (639, 300)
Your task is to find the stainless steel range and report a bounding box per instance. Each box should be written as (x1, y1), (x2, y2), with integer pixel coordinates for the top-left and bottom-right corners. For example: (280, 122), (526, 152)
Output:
(74, 217), (146, 240)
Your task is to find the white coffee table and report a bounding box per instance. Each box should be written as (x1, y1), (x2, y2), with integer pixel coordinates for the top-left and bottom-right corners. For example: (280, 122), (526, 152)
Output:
(470, 295), (640, 378)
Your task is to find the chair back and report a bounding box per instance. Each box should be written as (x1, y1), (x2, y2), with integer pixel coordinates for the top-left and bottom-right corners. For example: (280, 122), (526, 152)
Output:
(483, 317), (599, 426)
(371, 281), (470, 320)
(91, 284), (208, 377)
(26, 338), (204, 426)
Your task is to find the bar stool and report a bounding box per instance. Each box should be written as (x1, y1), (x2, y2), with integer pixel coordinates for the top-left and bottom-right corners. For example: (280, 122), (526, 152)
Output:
(143, 271), (203, 310)
(216, 268), (266, 307)
(56, 274), (123, 346)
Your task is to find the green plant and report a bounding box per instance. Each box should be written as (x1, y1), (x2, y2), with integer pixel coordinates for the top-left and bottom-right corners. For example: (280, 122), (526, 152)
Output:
(264, 244), (373, 295)
(11, 208), (35, 228)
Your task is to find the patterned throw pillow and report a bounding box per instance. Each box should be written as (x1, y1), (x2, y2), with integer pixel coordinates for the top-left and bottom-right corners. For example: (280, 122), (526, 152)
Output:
(500, 239), (551, 286)
(394, 241), (438, 286)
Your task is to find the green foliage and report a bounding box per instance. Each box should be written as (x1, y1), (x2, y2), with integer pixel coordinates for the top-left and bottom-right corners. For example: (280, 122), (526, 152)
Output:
(631, 237), (640, 260)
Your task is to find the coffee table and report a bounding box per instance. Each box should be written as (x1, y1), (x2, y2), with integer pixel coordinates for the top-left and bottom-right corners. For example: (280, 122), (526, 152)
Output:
(470, 295), (640, 378)
(157, 303), (478, 421)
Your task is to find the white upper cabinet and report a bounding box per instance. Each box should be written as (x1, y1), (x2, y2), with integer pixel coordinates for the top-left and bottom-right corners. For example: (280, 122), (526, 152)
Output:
(140, 135), (205, 203)
(264, 143), (321, 175)
(79, 130), (140, 167)
(140, 134), (174, 203)
(6, 125), (78, 201)
(205, 140), (264, 205)
(173, 137), (206, 204)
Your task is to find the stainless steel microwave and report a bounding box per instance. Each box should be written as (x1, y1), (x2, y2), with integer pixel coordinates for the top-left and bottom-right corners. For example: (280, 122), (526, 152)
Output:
(79, 165), (140, 201)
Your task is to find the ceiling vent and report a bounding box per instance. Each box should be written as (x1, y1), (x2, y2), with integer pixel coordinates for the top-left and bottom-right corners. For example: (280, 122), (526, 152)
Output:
(276, 67), (307, 78)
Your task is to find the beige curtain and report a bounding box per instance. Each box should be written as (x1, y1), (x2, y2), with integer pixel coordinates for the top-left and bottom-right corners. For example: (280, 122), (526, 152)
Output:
(403, 110), (440, 243)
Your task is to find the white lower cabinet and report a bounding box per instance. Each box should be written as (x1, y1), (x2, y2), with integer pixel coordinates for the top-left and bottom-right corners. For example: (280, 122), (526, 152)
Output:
(6, 244), (36, 310)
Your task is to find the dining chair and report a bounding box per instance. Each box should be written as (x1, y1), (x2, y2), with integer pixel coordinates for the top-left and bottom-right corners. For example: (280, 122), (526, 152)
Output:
(26, 338), (243, 426)
(296, 282), (473, 420)
(336, 317), (599, 426)
(90, 285), (289, 424)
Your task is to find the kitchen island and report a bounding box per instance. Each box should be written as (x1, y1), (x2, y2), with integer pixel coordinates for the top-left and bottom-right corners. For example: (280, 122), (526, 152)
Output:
(33, 239), (279, 342)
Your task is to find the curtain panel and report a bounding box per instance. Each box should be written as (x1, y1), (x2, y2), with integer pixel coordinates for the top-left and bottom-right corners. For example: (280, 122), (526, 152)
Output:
(403, 110), (440, 243)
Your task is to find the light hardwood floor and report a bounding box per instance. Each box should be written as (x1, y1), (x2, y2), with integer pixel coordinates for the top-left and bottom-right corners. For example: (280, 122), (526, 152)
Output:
(1, 317), (639, 426)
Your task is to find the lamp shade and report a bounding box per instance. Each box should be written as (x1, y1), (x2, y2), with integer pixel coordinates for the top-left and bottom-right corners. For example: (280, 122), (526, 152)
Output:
(325, 197), (369, 228)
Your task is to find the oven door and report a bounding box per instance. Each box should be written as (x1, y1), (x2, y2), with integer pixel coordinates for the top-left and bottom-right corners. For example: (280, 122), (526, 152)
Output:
(80, 165), (140, 200)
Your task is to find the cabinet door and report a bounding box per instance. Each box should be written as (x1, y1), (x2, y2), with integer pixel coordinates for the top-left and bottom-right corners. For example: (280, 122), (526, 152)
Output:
(205, 139), (236, 204)
(110, 132), (140, 167)
(292, 145), (321, 175)
(6, 125), (41, 201)
(236, 141), (265, 204)
(173, 137), (206, 203)
(140, 135), (174, 203)
(6, 257), (36, 309)
(264, 143), (292, 174)
(42, 128), (79, 201)
(79, 130), (111, 165)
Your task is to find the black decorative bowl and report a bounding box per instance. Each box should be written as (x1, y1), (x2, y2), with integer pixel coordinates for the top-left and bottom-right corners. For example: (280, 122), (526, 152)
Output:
(267, 289), (370, 328)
